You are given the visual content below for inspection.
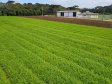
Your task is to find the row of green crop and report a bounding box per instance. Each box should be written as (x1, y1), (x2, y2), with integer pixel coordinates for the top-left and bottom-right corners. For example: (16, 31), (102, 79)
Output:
(0, 42), (45, 84)
(0, 16), (112, 84)
(2, 16), (112, 40)
(1, 17), (112, 58)
(0, 16), (112, 69)
(0, 65), (10, 84)
(0, 30), (82, 84)
(5, 23), (112, 78)
(0, 27), (111, 84)
(0, 16), (110, 83)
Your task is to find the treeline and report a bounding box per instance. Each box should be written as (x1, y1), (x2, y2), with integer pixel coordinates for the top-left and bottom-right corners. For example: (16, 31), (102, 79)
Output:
(0, 2), (112, 16)
(66, 5), (112, 14)
(80, 5), (112, 15)
(0, 2), (66, 16)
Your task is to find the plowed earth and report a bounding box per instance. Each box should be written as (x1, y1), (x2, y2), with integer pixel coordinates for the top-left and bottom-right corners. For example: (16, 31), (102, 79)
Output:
(21, 16), (112, 28)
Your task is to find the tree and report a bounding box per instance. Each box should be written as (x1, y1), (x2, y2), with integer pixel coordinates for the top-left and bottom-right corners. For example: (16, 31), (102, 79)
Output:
(0, 2), (67, 16)
(67, 5), (79, 10)
(6, 0), (15, 4)
(0, 2), (7, 15)
(73, 5), (79, 9)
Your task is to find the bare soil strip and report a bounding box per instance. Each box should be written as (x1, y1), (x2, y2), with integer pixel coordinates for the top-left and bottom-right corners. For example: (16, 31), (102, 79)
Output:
(21, 16), (112, 28)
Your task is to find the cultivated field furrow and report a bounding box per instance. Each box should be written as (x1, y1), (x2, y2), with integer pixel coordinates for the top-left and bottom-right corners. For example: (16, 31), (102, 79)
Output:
(0, 16), (112, 84)
(2, 17), (112, 41)
(0, 66), (11, 84)
(1, 20), (112, 58)
(1, 32), (112, 84)
(17, 17), (112, 40)
(1, 19), (112, 74)
(10, 32), (112, 80)
(0, 42), (46, 84)
(0, 34), (83, 84)
(4, 19), (111, 48)
(2, 24), (112, 82)
(2, 22), (112, 69)
(24, 27), (111, 57)
(16, 32), (112, 68)
(1, 17), (112, 40)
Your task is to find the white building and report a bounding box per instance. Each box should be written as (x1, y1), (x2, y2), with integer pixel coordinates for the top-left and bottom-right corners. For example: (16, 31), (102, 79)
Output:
(78, 11), (98, 18)
(57, 10), (81, 17)
(57, 10), (98, 18)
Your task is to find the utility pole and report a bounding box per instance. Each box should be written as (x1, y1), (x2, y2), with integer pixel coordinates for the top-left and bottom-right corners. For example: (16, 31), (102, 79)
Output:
(97, 8), (99, 13)
(103, 9), (106, 20)
(42, 7), (43, 16)
(103, 9), (105, 17)
(97, 8), (99, 20)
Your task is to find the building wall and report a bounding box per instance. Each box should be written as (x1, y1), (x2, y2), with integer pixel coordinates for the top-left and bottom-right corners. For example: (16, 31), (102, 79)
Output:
(78, 14), (98, 18)
(76, 12), (81, 17)
(57, 12), (60, 17)
(78, 15), (82, 18)
(64, 12), (69, 17)
(57, 12), (79, 17)
(91, 15), (98, 18)
(68, 12), (73, 17)
(57, 11), (98, 18)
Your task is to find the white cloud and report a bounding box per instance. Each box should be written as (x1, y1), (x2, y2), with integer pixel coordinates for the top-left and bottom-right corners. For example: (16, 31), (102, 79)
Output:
(14, 0), (20, 3)
(1, 0), (20, 3)
(1, 0), (112, 8)
(39, 0), (112, 8)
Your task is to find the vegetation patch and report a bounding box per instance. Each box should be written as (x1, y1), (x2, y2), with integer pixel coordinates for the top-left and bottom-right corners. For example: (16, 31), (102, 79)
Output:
(0, 16), (112, 84)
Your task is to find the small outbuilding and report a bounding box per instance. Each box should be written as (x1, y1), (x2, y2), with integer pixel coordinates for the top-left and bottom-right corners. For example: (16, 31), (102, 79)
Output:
(57, 10), (81, 17)
(57, 10), (98, 18)
(78, 11), (98, 18)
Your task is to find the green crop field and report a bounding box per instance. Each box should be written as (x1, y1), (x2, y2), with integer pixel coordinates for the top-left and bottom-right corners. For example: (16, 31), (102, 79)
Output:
(0, 16), (112, 84)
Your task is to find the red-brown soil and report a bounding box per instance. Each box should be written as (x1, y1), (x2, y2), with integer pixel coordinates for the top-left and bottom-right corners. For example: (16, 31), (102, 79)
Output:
(21, 16), (112, 28)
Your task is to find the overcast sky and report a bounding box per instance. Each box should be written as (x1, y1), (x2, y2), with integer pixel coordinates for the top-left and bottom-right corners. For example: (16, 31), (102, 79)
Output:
(1, 0), (112, 8)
